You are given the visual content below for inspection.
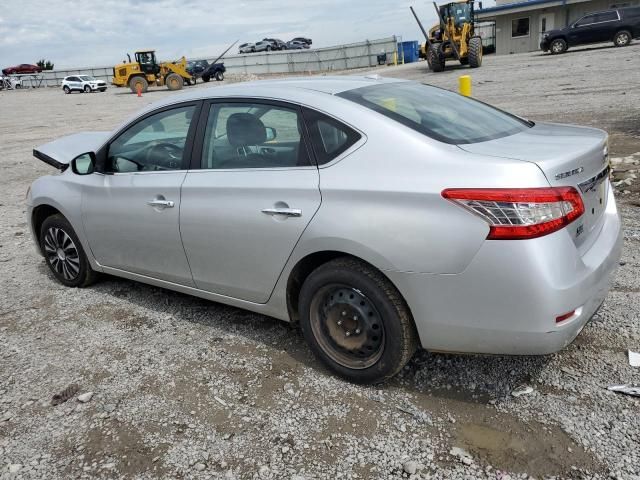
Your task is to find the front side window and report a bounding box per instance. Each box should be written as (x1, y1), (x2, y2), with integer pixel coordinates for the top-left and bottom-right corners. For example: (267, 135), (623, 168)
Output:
(303, 108), (361, 165)
(338, 82), (531, 145)
(575, 14), (596, 26)
(511, 17), (530, 37)
(201, 102), (311, 169)
(108, 105), (195, 173)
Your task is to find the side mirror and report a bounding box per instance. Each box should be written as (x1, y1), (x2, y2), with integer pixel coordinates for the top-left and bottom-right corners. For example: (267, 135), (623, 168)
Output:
(71, 152), (96, 175)
(265, 127), (277, 142)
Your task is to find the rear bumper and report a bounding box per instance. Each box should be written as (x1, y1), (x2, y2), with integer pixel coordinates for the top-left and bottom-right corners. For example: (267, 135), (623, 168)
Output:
(387, 187), (622, 355)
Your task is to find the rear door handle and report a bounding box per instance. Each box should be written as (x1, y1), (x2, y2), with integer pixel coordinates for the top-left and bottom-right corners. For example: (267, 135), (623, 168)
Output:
(261, 207), (302, 217)
(147, 199), (175, 208)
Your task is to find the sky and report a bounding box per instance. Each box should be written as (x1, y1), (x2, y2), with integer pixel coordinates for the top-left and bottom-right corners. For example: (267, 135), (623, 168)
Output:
(0, 0), (495, 69)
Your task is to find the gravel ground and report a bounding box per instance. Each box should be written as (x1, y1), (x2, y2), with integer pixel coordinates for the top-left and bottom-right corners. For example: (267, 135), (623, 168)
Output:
(1, 43), (640, 480)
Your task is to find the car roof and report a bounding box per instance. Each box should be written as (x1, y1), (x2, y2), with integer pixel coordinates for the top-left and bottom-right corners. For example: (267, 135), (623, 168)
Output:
(126, 76), (408, 126)
(157, 75), (405, 103)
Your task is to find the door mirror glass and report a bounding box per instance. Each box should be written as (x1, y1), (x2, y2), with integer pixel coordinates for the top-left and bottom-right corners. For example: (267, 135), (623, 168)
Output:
(72, 152), (96, 175)
(265, 126), (277, 141)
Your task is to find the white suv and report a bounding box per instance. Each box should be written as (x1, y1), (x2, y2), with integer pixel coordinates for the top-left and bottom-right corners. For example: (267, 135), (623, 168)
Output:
(62, 75), (107, 94)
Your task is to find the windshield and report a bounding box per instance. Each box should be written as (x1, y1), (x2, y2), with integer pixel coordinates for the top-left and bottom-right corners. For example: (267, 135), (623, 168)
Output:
(337, 82), (531, 144)
(79, 75), (94, 81)
(448, 3), (471, 26)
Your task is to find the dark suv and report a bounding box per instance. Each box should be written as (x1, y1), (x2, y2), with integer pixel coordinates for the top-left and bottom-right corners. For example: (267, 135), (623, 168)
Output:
(540, 6), (640, 54)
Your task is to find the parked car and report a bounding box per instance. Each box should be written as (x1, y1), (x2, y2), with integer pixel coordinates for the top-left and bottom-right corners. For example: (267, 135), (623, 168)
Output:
(201, 62), (225, 82)
(540, 6), (640, 54)
(238, 43), (256, 54)
(186, 60), (209, 79)
(253, 40), (274, 52)
(263, 38), (288, 50)
(0, 76), (22, 89)
(28, 77), (621, 384)
(291, 37), (312, 46)
(62, 75), (107, 94)
(287, 40), (309, 50)
(2, 63), (42, 75)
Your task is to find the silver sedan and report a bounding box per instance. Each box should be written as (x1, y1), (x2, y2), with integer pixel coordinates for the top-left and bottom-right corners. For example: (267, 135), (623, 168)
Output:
(27, 76), (622, 383)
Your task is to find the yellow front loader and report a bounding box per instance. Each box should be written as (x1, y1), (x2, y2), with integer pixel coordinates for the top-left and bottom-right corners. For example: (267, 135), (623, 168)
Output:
(411, 1), (483, 72)
(112, 50), (194, 93)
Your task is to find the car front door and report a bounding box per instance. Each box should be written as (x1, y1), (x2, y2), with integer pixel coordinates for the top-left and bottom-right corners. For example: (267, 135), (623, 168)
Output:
(569, 14), (598, 45)
(180, 99), (321, 303)
(82, 102), (201, 285)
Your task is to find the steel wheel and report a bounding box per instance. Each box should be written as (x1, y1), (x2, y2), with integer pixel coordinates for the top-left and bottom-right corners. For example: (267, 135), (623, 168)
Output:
(309, 284), (385, 369)
(43, 227), (80, 281)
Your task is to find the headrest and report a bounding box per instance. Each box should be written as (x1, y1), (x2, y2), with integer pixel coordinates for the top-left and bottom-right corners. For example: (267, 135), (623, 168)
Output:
(227, 113), (266, 147)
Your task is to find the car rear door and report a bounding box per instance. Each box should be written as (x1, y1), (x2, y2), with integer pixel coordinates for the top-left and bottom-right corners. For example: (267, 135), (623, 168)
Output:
(592, 11), (620, 42)
(82, 102), (201, 285)
(179, 99), (321, 303)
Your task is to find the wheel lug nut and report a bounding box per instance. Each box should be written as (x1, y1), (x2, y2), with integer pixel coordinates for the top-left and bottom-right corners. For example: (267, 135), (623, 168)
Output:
(341, 311), (346, 316)
(353, 316), (357, 321)
(345, 331), (351, 337)
(355, 329), (361, 334)
(337, 320), (343, 326)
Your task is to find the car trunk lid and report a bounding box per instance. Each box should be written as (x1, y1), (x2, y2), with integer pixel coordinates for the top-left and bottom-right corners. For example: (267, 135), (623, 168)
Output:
(458, 122), (609, 250)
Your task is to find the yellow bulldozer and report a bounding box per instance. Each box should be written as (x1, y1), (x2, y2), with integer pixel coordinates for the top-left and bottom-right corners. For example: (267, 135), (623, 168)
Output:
(411, 0), (483, 72)
(112, 50), (194, 93)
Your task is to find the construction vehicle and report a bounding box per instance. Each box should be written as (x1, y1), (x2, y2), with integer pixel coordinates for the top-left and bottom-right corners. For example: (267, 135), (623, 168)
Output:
(112, 50), (194, 94)
(411, 1), (483, 72)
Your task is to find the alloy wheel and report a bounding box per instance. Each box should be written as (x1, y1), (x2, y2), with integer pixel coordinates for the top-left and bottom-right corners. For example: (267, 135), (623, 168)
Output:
(309, 284), (385, 369)
(43, 227), (80, 281)
(616, 33), (629, 46)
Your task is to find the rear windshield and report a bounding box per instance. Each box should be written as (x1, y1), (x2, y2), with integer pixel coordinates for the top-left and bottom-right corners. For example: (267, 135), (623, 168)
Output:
(337, 82), (531, 144)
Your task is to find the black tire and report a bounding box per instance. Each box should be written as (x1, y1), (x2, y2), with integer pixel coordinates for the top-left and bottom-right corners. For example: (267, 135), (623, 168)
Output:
(165, 72), (184, 91)
(298, 257), (418, 384)
(63, 85), (70, 94)
(129, 76), (148, 94)
(40, 214), (97, 288)
(214, 71), (224, 81)
(202, 73), (210, 83)
(468, 36), (483, 68)
(550, 38), (567, 54)
(83, 85), (91, 93)
(427, 44), (445, 72)
(613, 30), (632, 47)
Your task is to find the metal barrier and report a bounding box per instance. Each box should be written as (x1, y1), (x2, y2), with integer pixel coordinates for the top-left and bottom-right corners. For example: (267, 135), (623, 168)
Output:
(34, 36), (399, 87)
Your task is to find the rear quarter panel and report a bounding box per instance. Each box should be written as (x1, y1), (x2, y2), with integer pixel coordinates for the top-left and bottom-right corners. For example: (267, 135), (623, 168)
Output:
(287, 104), (552, 276)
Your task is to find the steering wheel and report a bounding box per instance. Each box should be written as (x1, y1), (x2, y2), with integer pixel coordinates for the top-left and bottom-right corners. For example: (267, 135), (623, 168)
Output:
(145, 143), (183, 169)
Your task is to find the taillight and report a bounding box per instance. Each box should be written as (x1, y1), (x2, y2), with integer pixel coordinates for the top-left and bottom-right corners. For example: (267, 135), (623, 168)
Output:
(442, 187), (584, 240)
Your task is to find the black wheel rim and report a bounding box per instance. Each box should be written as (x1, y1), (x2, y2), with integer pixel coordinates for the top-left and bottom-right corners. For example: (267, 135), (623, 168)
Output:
(309, 284), (385, 369)
(43, 227), (80, 281)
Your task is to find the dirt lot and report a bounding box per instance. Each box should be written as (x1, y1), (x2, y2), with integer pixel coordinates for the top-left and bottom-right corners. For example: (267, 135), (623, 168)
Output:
(1, 43), (640, 480)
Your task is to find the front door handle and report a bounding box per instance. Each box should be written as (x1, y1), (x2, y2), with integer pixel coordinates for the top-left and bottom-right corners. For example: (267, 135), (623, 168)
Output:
(147, 199), (175, 208)
(261, 207), (302, 217)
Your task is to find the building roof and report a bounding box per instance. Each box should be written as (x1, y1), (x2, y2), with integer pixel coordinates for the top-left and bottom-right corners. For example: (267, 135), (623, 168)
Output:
(477, 0), (592, 18)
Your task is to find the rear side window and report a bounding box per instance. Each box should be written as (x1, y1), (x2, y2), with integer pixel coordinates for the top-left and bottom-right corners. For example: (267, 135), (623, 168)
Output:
(302, 108), (361, 165)
(338, 82), (531, 145)
(595, 11), (618, 22)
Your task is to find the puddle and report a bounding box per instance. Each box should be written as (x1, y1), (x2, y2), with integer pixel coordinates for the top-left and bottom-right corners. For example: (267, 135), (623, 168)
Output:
(456, 420), (602, 476)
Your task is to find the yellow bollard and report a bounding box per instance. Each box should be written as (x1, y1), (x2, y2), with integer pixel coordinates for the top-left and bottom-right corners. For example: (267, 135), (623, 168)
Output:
(459, 75), (472, 97)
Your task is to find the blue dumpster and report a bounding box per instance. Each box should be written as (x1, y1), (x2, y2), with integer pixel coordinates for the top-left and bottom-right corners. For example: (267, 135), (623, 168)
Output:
(398, 41), (420, 63)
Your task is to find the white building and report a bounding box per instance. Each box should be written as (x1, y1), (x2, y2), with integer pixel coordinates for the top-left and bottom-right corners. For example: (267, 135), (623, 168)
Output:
(476, 0), (639, 54)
